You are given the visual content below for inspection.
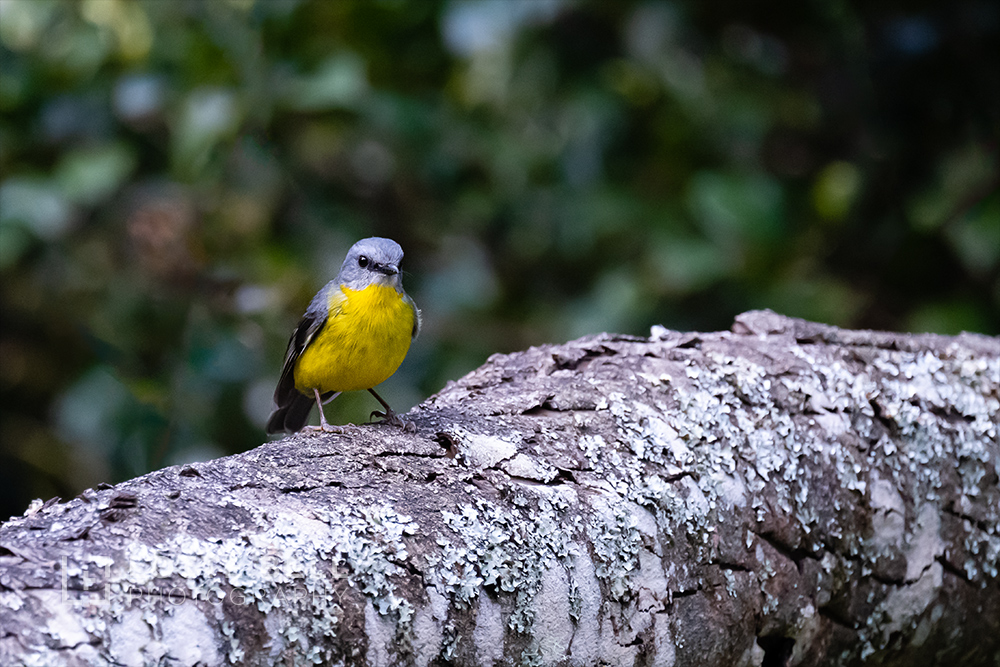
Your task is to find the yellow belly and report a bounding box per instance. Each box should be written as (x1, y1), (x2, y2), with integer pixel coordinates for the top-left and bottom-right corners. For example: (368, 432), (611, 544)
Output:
(294, 284), (414, 394)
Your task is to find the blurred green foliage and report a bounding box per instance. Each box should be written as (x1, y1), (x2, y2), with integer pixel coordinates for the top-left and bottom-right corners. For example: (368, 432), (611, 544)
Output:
(1, 0), (998, 518)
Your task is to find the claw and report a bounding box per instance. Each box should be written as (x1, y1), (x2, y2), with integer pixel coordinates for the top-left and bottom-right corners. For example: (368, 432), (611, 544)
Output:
(365, 388), (414, 430)
(370, 409), (412, 430)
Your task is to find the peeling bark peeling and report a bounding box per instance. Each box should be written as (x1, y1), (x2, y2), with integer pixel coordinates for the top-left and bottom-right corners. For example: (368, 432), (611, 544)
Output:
(1, 310), (998, 666)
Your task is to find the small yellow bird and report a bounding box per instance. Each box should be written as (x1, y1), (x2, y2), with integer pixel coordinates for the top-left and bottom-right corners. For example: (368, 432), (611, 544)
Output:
(266, 237), (420, 434)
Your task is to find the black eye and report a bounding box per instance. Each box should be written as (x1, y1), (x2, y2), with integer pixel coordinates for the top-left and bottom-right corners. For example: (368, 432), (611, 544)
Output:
(358, 255), (370, 268)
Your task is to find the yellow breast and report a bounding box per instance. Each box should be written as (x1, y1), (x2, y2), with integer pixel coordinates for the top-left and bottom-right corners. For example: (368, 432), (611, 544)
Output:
(294, 284), (415, 394)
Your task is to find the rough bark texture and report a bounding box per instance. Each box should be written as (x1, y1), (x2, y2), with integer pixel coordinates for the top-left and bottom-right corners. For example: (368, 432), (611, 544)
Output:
(1, 311), (998, 667)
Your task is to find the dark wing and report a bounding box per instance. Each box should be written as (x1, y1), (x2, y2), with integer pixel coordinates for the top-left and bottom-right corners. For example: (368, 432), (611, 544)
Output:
(266, 286), (347, 434)
(274, 311), (324, 402)
(265, 311), (327, 434)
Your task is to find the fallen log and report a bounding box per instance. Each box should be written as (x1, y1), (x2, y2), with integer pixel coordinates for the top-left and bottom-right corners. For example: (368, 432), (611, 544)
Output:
(1, 311), (998, 666)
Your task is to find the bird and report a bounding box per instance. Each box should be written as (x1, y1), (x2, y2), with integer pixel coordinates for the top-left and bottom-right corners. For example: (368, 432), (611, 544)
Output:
(266, 237), (420, 434)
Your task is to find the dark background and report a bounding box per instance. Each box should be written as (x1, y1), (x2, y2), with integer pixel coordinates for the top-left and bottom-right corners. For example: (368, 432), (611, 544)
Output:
(2, 0), (998, 520)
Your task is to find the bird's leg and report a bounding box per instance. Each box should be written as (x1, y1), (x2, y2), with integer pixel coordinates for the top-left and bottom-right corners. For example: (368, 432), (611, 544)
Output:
(367, 388), (397, 423)
(368, 388), (414, 431)
(313, 388), (343, 432)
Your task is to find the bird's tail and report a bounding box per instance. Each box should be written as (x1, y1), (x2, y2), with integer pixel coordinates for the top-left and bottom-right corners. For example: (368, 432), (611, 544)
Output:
(266, 393), (315, 434)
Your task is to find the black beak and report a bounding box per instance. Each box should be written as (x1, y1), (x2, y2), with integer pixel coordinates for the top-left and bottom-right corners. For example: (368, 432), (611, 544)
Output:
(372, 262), (399, 276)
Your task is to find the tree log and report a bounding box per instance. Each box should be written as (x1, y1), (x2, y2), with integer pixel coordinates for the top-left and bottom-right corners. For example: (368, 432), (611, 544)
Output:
(2, 311), (998, 666)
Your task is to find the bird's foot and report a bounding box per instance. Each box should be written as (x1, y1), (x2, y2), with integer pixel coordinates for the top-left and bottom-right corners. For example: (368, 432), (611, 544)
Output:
(370, 409), (416, 433)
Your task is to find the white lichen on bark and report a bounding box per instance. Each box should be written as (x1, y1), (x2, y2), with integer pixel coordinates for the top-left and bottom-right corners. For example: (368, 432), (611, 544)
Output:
(1, 311), (997, 666)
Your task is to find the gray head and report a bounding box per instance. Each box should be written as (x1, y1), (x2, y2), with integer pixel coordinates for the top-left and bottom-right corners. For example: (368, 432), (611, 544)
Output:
(335, 237), (406, 291)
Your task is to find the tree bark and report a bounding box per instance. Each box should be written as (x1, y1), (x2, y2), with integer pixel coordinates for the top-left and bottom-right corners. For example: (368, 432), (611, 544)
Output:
(2, 310), (998, 666)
